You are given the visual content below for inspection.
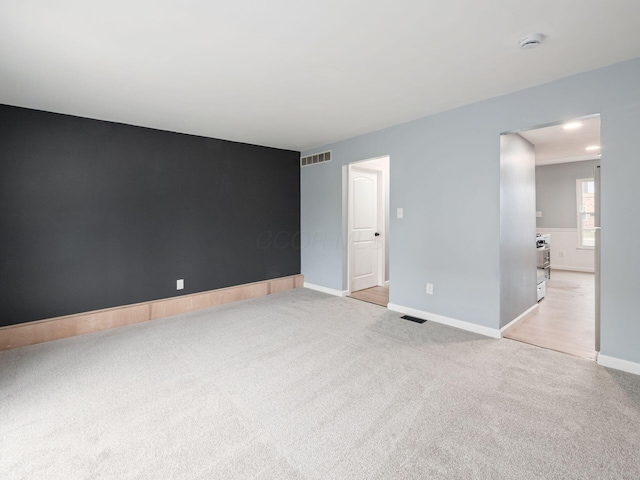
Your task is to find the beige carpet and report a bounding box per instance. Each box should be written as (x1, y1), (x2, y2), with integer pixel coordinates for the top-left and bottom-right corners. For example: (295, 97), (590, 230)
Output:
(1, 289), (639, 479)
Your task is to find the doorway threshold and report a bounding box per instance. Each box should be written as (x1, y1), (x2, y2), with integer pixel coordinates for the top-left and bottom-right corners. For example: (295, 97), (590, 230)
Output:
(348, 286), (389, 307)
(503, 271), (597, 361)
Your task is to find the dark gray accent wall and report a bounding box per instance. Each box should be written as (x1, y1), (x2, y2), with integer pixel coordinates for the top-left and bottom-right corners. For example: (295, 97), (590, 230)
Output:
(535, 160), (598, 228)
(0, 104), (300, 327)
(500, 134), (537, 328)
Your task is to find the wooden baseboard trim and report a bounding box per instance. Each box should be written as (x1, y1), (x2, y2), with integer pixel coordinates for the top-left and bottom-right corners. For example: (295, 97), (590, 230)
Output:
(0, 274), (304, 351)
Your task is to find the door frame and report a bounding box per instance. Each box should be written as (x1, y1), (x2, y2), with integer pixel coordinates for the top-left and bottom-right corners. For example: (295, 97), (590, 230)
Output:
(346, 155), (389, 295)
(594, 161), (601, 351)
(500, 113), (601, 353)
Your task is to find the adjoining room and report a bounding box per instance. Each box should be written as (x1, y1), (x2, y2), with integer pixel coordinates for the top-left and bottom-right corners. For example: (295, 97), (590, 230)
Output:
(345, 156), (390, 307)
(502, 116), (601, 360)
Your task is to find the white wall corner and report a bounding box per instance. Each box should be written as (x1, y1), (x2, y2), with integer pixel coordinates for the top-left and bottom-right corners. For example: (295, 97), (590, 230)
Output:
(597, 354), (640, 376)
(387, 303), (501, 339)
(500, 303), (539, 337)
(303, 282), (348, 297)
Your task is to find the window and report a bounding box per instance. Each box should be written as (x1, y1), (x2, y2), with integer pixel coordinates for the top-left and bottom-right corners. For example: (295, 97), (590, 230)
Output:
(577, 178), (596, 247)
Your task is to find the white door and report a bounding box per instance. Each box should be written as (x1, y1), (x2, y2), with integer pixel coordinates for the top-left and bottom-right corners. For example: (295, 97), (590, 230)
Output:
(350, 168), (380, 292)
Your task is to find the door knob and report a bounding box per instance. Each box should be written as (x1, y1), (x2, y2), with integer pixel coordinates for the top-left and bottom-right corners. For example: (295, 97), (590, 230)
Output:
(374, 232), (380, 236)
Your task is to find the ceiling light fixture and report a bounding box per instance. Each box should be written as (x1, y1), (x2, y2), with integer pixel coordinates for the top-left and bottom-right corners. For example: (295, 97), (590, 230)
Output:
(563, 122), (582, 130)
(586, 145), (601, 151)
(519, 33), (544, 49)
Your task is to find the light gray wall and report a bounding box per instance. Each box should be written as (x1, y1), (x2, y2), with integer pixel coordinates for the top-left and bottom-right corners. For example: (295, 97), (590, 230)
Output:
(536, 160), (598, 228)
(500, 134), (537, 328)
(301, 57), (640, 365)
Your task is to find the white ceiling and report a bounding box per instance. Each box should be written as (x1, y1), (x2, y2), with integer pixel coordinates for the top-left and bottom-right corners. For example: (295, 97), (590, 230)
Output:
(1, 1), (639, 151)
(519, 116), (601, 166)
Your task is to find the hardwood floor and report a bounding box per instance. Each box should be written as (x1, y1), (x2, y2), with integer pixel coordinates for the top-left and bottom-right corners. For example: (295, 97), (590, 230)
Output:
(504, 270), (596, 360)
(348, 286), (389, 307)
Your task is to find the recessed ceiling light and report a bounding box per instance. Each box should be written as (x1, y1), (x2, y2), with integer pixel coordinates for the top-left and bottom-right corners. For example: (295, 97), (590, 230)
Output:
(519, 33), (544, 49)
(563, 122), (582, 130)
(586, 145), (600, 151)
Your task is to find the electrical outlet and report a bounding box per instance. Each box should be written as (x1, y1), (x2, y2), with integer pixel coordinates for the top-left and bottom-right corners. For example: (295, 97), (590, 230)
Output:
(426, 283), (434, 295)
(177, 279), (184, 290)
(397, 207), (404, 219)
(559, 251), (564, 258)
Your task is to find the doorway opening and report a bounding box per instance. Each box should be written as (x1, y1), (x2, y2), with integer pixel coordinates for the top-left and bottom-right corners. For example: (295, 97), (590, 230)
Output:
(346, 156), (389, 307)
(500, 114), (601, 360)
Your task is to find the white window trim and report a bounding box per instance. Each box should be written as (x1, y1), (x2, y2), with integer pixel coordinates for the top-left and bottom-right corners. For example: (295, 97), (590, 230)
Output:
(576, 178), (595, 249)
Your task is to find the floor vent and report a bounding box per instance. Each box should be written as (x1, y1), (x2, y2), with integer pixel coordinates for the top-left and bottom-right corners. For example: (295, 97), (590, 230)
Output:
(301, 151), (331, 167)
(401, 315), (427, 324)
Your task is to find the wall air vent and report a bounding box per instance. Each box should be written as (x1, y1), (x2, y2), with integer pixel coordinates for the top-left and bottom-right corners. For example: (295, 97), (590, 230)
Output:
(301, 151), (331, 167)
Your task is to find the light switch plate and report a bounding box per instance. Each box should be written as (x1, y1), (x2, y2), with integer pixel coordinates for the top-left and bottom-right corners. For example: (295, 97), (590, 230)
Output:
(397, 208), (404, 219)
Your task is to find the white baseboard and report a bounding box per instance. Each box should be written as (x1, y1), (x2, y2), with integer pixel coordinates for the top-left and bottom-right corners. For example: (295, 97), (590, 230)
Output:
(552, 265), (595, 273)
(500, 304), (539, 336)
(384, 280), (390, 287)
(303, 282), (348, 297)
(387, 303), (501, 339)
(597, 354), (640, 376)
